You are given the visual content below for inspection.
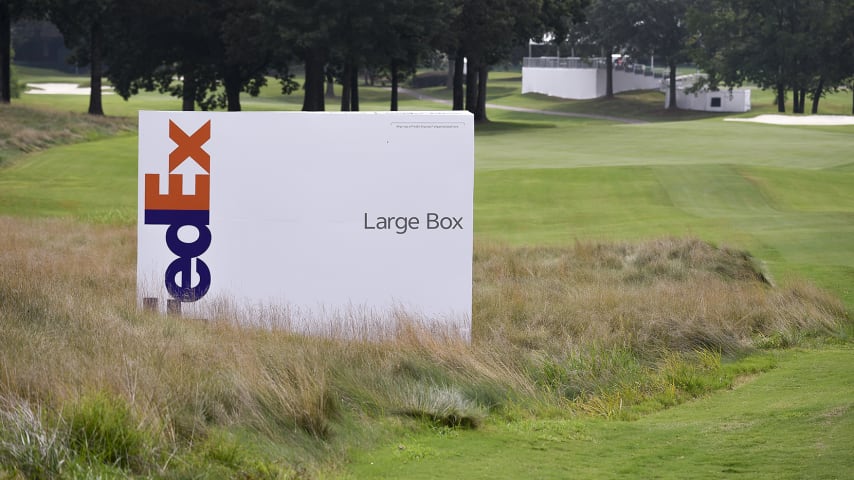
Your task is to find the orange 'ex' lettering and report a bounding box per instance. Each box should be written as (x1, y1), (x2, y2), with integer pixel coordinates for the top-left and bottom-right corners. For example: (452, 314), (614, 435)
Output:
(144, 120), (211, 211)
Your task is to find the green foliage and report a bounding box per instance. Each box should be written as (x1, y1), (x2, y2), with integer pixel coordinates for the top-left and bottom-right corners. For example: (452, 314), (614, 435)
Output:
(168, 431), (291, 479)
(64, 393), (151, 471)
(687, 0), (854, 112)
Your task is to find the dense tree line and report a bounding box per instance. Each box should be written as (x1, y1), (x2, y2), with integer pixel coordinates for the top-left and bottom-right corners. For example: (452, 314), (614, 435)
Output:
(2, 0), (852, 116)
(1, 0), (587, 119)
(576, 0), (854, 113)
(686, 0), (854, 113)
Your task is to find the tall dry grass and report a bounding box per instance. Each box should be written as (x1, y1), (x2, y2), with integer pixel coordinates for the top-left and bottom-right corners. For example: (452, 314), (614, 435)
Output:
(0, 105), (136, 164)
(474, 238), (844, 356)
(0, 216), (847, 475)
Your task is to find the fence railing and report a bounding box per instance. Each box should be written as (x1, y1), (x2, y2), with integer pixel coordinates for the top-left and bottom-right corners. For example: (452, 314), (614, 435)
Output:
(524, 57), (666, 78)
(523, 57), (605, 69)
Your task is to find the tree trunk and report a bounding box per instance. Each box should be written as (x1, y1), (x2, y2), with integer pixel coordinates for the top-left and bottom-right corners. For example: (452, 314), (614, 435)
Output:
(390, 59), (399, 111)
(224, 66), (241, 112)
(793, 88), (805, 113)
(340, 63), (351, 111)
(182, 69), (196, 111)
(465, 58), (477, 114)
(776, 83), (785, 112)
(810, 76), (823, 114)
(474, 65), (488, 122)
(302, 52), (325, 111)
(798, 88), (806, 114)
(1, 2), (11, 103)
(350, 66), (359, 111)
(605, 49), (613, 98)
(452, 50), (464, 111)
(325, 70), (335, 98)
(667, 59), (677, 110)
(446, 52), (454, 89)
(87, 22), (104, 115)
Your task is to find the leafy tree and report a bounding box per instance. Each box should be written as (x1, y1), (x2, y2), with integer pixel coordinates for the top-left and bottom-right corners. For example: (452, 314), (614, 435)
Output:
(583, 0), (636, 98)
(332, 0), (379, 111)
(266, 0), (340, 111)
(374, 0), (450, 111)
(448, 0), (586, 121)
(88, 0), (207, 111)
(688, 0), (854, 113)
(105, 0), (280, 111)
(455, 0), (535, 121)
(0, 1), (10, 103)
(217, 0), (282, 111)
(2, 0), (48, 103)
(49, 0), (114, 115)
(628, 0), (694, 110)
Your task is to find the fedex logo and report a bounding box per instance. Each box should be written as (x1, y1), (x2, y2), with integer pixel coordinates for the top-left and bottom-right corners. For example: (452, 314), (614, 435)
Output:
(144, 120), (212, 302)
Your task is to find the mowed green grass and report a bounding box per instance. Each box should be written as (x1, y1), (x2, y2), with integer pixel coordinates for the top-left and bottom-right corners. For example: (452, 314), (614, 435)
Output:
(347, 347), (854, 479)
(17, 67), (446, 116)
(473, 112), (854, 306)
(0, 135), (137, 223)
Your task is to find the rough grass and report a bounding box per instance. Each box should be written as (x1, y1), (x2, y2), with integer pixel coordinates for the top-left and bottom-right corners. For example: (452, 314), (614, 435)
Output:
(0, 104), (136, 166)
(474, 238), (843, 357)
(0, 216), (846, 477)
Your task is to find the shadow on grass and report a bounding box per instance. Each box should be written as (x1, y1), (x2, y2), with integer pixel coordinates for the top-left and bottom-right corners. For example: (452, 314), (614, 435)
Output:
(475, 120), (558, 135)
(551, 92), (732, 123)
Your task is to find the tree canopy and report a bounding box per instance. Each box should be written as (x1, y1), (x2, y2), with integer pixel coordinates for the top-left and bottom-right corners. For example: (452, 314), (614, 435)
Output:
(687, 0), (854, 113)
(6, 0), (854, 116)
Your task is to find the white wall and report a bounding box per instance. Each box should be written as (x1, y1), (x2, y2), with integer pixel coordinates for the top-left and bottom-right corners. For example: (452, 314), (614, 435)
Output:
(522, 66), (662, 100)
(612, 70), (662, 93)
(665, 88), (751, 112)
(521, 67), (601, 99)
(521, 65), (752, 113)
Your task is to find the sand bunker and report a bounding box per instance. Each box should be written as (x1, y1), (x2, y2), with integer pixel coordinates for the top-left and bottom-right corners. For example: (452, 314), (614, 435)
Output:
(26, 82), (114, 95)
(725, 114), (854, 126)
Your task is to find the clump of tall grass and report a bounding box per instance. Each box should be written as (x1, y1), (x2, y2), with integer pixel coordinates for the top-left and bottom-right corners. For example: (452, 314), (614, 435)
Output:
(0, 217), (847, 475)
(0, 396), (69, 479)
(395, 383), (485, 428)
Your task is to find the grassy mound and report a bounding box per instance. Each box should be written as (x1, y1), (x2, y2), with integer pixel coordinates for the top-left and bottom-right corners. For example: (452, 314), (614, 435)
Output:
(0, 104), (136, 166)
(0, 217), (846, 477)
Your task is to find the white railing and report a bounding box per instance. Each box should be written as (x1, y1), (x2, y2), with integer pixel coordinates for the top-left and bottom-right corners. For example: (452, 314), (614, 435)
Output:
(523, 57), (605, 69)
(524, 57), (666, 78)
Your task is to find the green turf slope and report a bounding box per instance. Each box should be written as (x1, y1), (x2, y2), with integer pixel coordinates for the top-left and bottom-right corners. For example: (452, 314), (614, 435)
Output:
(348, 347), (854, 479)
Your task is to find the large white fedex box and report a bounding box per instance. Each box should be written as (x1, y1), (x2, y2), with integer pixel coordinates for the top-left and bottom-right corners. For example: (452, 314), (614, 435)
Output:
(138, 111), (473, 338)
